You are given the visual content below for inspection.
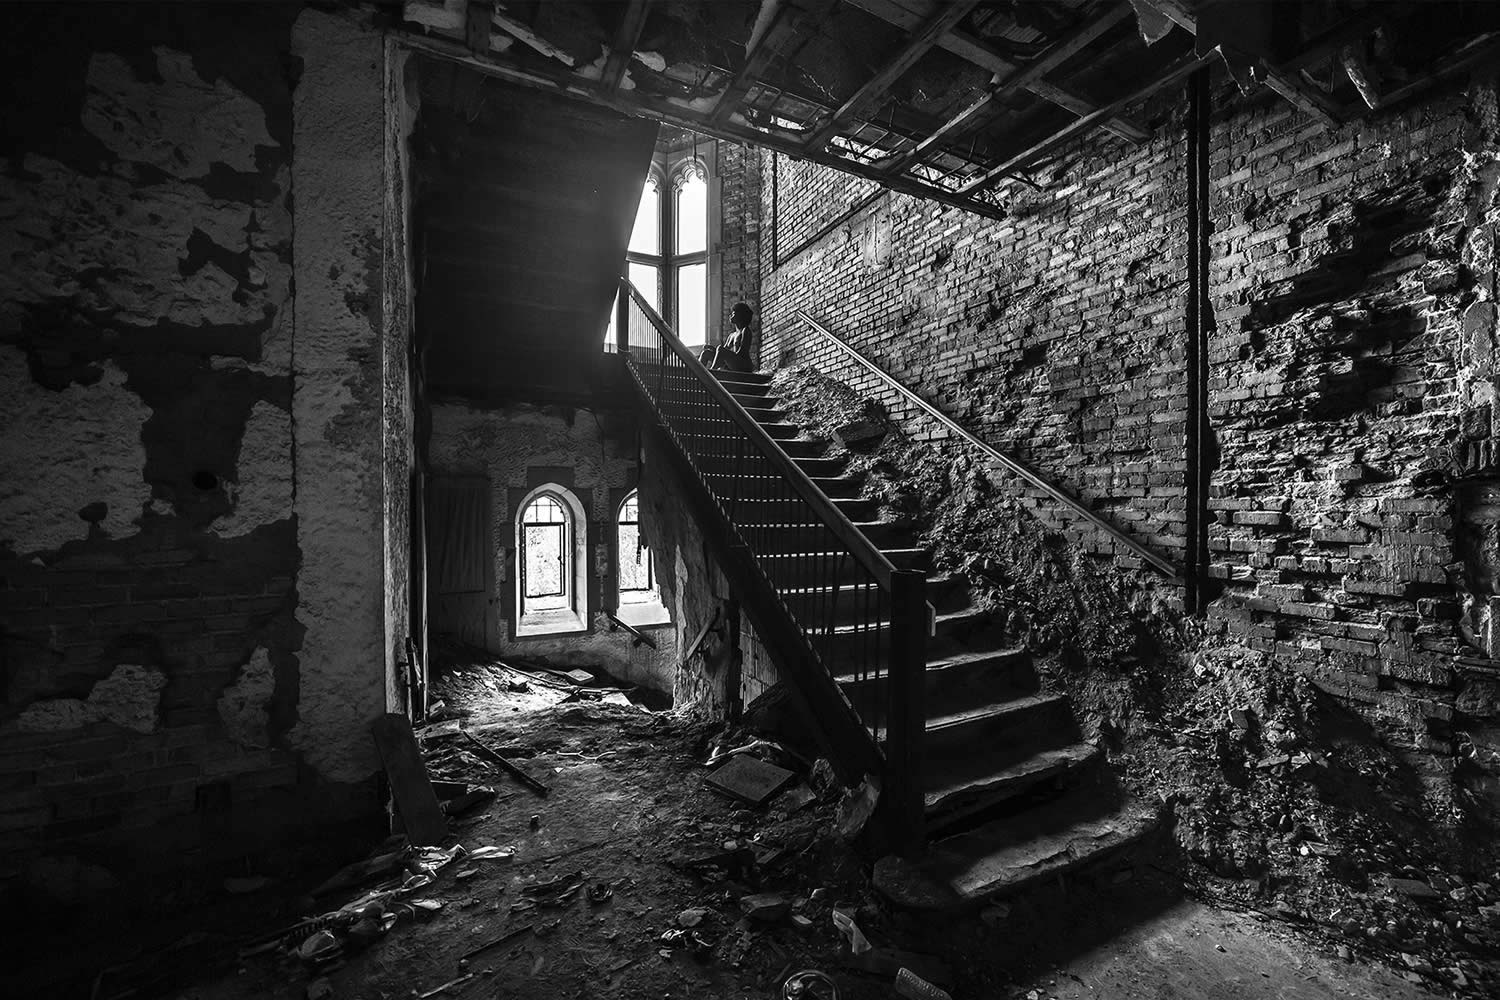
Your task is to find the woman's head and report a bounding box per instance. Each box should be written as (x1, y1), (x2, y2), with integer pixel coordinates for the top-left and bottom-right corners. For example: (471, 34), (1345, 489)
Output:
(731, 302), (754, 328)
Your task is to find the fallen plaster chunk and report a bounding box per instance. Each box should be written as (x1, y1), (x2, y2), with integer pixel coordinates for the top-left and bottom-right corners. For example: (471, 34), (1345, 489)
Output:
(17, 664), (167, 734)
(218, 647), (276, 747)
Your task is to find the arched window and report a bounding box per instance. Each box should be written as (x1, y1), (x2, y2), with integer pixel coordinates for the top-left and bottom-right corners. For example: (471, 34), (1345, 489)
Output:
(516, 486), (588, 636)
(617, 490), (653, 599)
(614, 488), (670, 627)
(606, 148), (713, 351)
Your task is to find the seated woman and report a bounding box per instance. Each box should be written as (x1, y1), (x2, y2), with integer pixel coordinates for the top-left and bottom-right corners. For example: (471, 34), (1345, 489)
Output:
(699, 301), (755, 373)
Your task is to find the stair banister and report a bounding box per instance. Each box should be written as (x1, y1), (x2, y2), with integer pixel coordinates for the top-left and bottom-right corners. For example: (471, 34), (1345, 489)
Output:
(795, 309), (1181, 579)
(626, 282), (901, 589)
(621, 279), (929, 856)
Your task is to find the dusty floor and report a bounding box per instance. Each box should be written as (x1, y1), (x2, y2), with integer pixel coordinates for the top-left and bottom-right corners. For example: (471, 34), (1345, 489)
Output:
(132, 661), (1448, 1000)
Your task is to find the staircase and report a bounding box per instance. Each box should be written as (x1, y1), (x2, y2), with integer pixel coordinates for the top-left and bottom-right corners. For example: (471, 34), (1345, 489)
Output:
(616, 282), (1155, 910)
(710, 367), (1156, 909)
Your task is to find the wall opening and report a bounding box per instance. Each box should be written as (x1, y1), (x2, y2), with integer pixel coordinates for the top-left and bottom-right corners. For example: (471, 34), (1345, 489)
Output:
(615, 488), (669, 627)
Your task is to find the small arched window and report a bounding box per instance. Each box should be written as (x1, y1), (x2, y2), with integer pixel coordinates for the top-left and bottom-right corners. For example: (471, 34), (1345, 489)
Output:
(614, 489), (670, 627)
(516, 486), (588, 636)
(617, 491), (653, 598)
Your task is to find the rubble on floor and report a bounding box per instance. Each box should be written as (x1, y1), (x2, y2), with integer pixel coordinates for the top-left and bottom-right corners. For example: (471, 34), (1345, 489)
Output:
(139, 658), (1453, 1000)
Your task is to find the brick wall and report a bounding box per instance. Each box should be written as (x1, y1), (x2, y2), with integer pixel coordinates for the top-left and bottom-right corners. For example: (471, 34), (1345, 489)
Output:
(718, 140), (763, 338)
(729, 71), (1500, 811)
(757, 124), (1191, 591)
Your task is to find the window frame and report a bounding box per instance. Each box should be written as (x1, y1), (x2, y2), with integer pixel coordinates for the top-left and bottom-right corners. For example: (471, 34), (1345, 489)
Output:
(609, 143), (719, 351)
(514, 484), (589, 638)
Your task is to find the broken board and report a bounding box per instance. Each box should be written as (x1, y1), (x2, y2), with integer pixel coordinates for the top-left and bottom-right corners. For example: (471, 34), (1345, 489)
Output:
(371, 713), (449, 845)
(705, 755), (795, 806)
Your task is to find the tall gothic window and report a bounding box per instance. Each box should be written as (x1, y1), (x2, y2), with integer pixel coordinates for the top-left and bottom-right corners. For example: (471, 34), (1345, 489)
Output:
(606, 151), (712, 351)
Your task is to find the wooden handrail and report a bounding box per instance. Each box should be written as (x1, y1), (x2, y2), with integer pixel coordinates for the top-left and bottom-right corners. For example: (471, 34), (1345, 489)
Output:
(795, 309), (1180, 579)
(624, 281), (902, 589)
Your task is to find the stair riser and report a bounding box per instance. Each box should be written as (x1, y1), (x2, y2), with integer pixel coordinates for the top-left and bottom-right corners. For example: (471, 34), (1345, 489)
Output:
(925, 752), (1107, 835)
(924, 699), (1079, 761)
(839, 652), (1037, 717)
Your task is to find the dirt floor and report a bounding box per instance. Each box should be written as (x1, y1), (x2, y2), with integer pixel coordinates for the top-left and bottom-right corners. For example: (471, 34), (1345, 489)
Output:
(134, 657), (1454, 1000)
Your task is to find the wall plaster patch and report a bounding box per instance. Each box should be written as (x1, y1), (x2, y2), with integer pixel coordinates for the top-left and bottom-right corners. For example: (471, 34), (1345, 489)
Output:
(82, 48), (278, 178)
(217, 647), (276, 747)
(213, 400), (294, 538)
(17, 664), (167, 734)
(0, 345), (152, 555)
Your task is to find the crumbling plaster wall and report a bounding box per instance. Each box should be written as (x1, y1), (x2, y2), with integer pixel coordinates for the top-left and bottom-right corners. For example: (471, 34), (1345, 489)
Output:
(741, 71), (1500, 820)
(0, 4), (411, 889)
(426, 400), (677, 694)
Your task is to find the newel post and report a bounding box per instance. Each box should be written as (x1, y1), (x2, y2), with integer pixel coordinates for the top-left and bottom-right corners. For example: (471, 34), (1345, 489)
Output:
(887, 568), (928, 857)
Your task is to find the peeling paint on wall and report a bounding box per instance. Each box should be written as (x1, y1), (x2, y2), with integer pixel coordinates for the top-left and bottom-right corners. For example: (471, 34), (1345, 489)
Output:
(0, 344), (151, 555)
(82, 48), (277, 178)
(213, 400), (294, 538)
(217, 647), (275, 748)
(17, 664), (166, 734)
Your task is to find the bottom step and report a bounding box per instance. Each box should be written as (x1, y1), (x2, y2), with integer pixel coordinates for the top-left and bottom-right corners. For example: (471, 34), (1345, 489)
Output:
(872, 794), (1160, 912)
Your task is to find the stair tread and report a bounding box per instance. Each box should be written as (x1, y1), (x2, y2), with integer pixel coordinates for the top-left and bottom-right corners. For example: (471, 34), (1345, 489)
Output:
(924, 691), (1068, 732)
(871, 792), (1159, 910)
(924, 742), (1102, 809)
(833, 646), (1026, 685)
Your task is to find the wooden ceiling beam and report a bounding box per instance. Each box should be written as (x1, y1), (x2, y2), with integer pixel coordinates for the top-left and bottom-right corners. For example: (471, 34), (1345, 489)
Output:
(842, 0), (1150, 143)
(803, 0), (980, 151)
(1142, 0), (1342, 128)
(960, 52), (1210, 195)
(602, 0), (652, 91)
(400, 30), (1012, 221)
(881, 1), (1133, 176)
(709, 0), (838, 125)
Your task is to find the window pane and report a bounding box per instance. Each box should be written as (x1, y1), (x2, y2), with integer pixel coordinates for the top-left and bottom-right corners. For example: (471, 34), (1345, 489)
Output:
(676, 261), (706, 346)
(619, 521), (652, 594)
(676, 169), (707, 255)
(629, 177), (659, 256)
(629, 262), (660, 312)
(603, 289), (619, 350)
(524, 525), (566, 598)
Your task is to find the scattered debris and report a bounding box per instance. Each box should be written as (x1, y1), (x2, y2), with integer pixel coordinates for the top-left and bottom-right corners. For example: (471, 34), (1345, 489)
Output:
(831, 905), (871, 955)
(833, 775), (880, 841)
(740, 892), (791, 923)
(782, 968), (840, 999)
(706, 754), (796, 806)
(460, 923), (533, 962)
(461, 729), (550, 796)
(416, 972), (474, 999)
(893, 967), (953, 1000)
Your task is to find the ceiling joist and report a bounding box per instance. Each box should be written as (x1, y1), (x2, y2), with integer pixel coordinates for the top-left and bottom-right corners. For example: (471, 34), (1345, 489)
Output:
(802, 0), (980, 151)
(881, 2), (1135, 177)
(602, 0), (652, 91)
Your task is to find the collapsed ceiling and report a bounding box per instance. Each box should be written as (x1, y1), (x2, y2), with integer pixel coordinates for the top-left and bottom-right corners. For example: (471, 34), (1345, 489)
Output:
(396, 0), (1500, 220)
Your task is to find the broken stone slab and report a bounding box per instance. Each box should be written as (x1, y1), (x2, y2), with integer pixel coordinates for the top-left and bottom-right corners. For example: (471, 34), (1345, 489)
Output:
(1229, 707), (1256, 731)
(739, 892), (790, 923)
(677, 907), (709, 928)
(834, 418), (887, 449)
(705, 754), (795, 806)
(1387, 877), (1440, 901)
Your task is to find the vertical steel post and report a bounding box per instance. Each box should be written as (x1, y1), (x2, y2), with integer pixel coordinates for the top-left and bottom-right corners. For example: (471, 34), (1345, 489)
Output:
(886, 568), (927, 857)
(1185, 68), (1212, 613)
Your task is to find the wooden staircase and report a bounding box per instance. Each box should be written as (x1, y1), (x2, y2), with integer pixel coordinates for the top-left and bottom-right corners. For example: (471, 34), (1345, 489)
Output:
(711, 367), (1157, 910)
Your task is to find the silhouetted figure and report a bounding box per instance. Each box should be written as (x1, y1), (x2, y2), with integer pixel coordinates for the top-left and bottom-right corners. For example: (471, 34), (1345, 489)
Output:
(700, 301), (754, 373)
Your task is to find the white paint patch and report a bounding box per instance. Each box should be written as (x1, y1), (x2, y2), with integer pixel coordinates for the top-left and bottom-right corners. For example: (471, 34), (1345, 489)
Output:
(0, 345), (151, 555)
(0, 155), (290, 331)
(16, 664), (166, 734)
(217, 647), (276, 748)
(82, 48), (277, 178)
(213, 400), (294, 537)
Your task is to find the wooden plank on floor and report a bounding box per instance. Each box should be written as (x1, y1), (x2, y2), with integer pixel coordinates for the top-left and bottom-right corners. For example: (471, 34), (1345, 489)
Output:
(371, 713), (449, 845)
